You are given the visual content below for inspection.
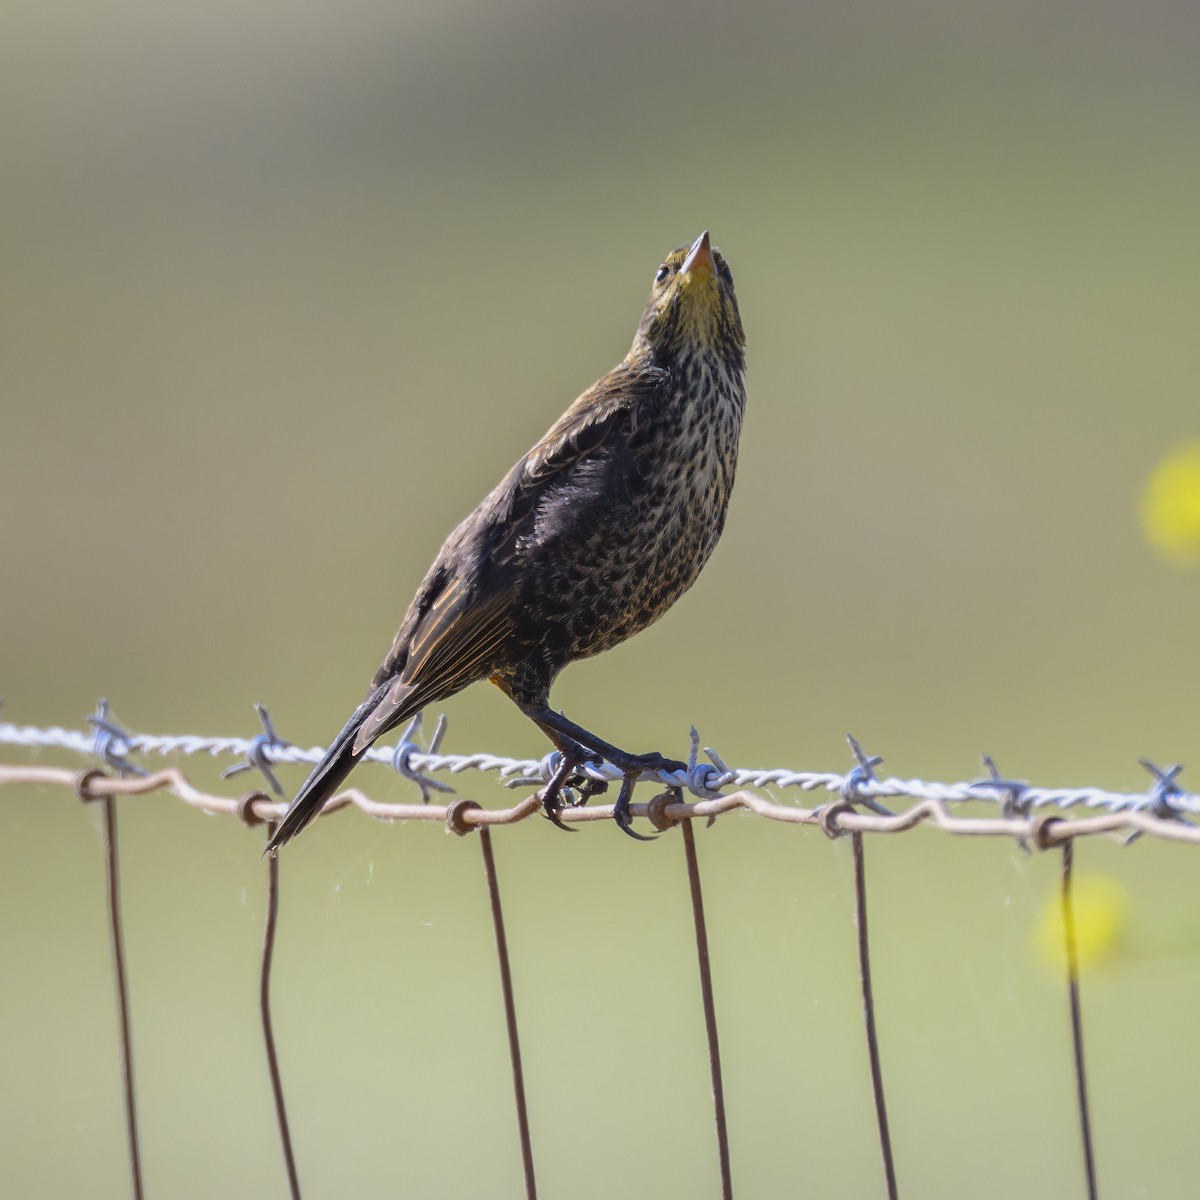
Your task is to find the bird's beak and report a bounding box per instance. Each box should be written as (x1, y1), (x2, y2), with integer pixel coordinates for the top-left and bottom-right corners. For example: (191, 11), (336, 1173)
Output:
(681, 230), (715, 277)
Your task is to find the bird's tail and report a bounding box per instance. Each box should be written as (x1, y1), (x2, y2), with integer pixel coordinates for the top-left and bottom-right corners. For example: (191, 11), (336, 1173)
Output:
(264, 686), (388, 855)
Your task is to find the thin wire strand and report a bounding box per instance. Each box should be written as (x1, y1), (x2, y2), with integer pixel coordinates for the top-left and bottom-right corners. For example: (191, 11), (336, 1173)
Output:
(2, 720), (1154, 1199)
(1062, 843), (1099, 1200)
(101, 796), (144, 1200)
(479, 828), (538, 1200)
(8, 761), (1199, 846)
(852, 832), (898, 1200)
(5, 718), (1200, 818)
(260, 822), (301, 1200)
(681, 819), (733, 1200)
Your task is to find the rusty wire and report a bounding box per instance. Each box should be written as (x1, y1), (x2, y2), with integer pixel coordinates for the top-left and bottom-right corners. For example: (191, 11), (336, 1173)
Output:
(4, 707), (1200, 849)
(476, 825), (538, 1200)
(97, 790), (144, 1200)
(4, 710), (1200, 839)
(852, 832), (898, 1200)
(680, 816), (733, 1200)
(2, 710), (1143, 1198)
(6, 760), (1200, 847)
(1061, 842), (1099, 1200)
(258, 821), (301, 1200)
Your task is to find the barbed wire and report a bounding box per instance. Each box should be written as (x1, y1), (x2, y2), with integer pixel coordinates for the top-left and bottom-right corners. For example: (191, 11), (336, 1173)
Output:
(2, 703), (1198, 845)
(2, 702), (1130, 1200)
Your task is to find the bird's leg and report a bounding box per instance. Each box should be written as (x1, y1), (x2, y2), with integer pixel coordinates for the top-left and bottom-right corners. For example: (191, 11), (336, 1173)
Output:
(527, 705), (684, 840)
(532, 707), (688, 776)
(557, 737), (609, 805)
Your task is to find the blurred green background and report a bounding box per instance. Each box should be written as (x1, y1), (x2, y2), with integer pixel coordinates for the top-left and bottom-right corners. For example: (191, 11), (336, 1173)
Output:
(4, 0), (1200, 1195)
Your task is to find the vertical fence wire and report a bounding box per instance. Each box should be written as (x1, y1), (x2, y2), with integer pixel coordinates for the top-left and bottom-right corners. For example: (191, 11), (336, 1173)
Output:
(1061, 842), (1099, 1200)
(680, 818), (733, 1200)
(260, 824), (301, 1200)
(479, 827), (538, 1200)
(851, 832), (898, 1200)
(101, 796), (145, 1200)
(47, 747), (1127, 1200)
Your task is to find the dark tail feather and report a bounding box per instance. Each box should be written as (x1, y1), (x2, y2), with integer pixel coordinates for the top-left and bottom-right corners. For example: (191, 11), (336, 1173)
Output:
(264, 688), (385, 855)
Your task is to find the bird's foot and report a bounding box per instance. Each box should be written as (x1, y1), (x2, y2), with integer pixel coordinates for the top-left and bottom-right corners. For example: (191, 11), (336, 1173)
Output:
(612, 772), (658, 841)
(607, 751), (688, 778)
(539, 743), (603, 832)
(528, 706), (689, 837)
(539, 757), (578, 831)
(567, 776), (609, 806)
(591, 751), (685, 840)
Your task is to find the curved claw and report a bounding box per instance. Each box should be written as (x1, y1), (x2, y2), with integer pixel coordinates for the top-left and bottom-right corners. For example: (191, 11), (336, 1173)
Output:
(542, 800), (577, 833)
(540, 753), (581, 832)
(612, 773), (658, 842)
(540, 781), (578, 832)
(615, 813), (658, 842)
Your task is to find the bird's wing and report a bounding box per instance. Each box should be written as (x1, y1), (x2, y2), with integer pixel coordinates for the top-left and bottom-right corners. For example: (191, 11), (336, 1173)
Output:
(500, 361), (668, 537)
(353, 579), (515, 753)
(355, 361), (667, 753)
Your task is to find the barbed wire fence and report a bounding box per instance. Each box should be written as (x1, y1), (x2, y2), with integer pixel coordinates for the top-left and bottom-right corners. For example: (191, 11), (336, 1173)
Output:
(6, 700), (1199, 1198)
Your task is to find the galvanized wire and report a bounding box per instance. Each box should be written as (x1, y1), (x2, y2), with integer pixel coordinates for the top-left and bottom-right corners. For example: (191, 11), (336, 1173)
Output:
(1, 703), (1120, 1199)
(2, 707), (1198, 846)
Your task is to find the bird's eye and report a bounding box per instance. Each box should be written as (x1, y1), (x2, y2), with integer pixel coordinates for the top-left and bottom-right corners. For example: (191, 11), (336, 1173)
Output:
(655, 264), (670, 283)
(718, 262), (733, 286)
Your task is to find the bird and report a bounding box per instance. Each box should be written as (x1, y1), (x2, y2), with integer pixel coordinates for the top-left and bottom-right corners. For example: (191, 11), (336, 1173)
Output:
(265, 230), (746, 852)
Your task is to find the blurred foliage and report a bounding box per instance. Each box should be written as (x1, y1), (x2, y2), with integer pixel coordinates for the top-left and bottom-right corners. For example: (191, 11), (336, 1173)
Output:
(1142, 443), (1200, 566)
(1034, 872), (1130, 972)
(4, 1), (1200, 1196)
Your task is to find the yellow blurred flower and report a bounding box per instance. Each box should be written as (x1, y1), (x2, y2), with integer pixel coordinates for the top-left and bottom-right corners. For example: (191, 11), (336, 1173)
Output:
(1142, 443), (1200, 566)
(1033, 873), (1129, 971)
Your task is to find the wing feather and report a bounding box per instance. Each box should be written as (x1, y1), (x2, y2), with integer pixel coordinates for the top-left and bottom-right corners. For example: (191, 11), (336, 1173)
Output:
(352, 583), (515, 754)
(355, 361), (667, 754)
(496, 361), (668, 552)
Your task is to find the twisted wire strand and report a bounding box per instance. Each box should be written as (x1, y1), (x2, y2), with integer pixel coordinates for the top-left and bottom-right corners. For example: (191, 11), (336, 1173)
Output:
(2, 716), (1198, 843)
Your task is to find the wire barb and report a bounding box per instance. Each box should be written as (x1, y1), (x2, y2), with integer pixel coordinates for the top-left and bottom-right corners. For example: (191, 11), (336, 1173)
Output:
(1139, 758), (1186, 817)
(974, 754), (1033, 853)
(1127, 759), (1193, 846)
(220, 704), (291, 797)
(392, 712), (456, 803)
(87, 699), (146, 778)
(9, 713), (1200, 845)
(839, 734), (894, 817)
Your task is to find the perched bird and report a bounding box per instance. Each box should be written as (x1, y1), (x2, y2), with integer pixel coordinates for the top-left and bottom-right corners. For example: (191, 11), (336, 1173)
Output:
(266, 230), (746, 852)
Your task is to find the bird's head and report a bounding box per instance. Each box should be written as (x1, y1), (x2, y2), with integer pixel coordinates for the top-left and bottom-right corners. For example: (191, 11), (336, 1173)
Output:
(631, 231), (745, 374)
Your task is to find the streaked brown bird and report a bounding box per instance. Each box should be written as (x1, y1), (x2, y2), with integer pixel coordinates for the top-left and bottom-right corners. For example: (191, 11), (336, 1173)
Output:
(266, 230), (746, 851)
